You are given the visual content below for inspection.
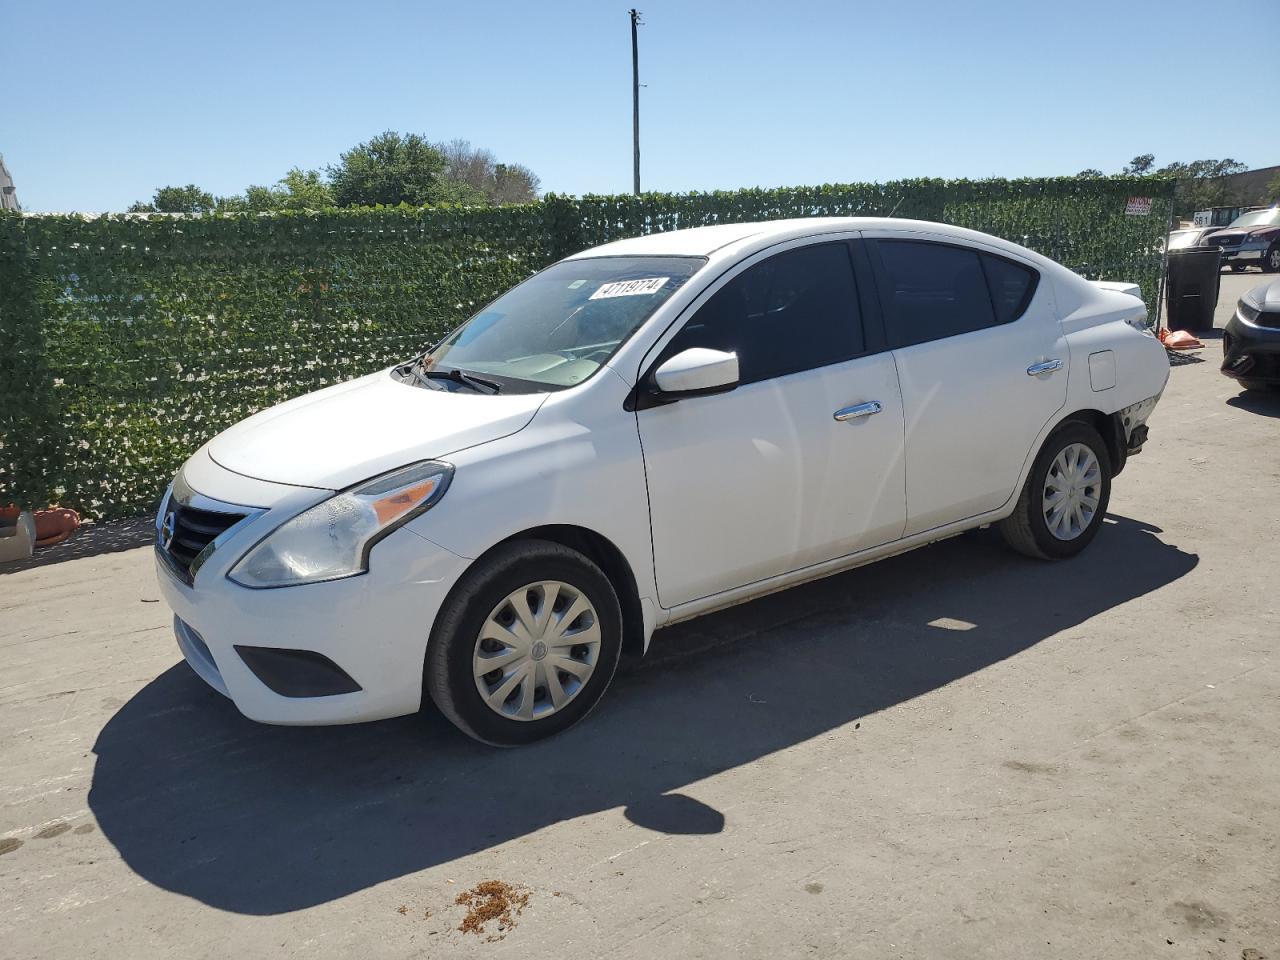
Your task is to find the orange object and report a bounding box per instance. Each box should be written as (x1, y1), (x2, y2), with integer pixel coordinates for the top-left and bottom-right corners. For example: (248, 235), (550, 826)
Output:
(1158, 328), (1203, 350)
(34, 507), (80, 547)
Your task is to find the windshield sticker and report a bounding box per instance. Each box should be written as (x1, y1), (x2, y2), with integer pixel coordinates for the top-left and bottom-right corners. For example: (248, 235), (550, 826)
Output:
(567, 279), (587, 289)
(589, 277), (670, 300)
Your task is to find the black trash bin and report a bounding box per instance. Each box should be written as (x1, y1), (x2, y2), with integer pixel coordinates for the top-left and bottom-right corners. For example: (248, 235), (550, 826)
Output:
(1165, 247), (1222, 332)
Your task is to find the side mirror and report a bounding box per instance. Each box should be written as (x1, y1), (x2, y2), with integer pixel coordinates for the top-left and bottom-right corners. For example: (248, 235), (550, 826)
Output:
(652, 347), (739, 398)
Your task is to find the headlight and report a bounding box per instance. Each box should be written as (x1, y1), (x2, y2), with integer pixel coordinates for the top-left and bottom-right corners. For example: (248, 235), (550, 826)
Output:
(228, 460), (453, 588)
(1238, 299), (1261, 324)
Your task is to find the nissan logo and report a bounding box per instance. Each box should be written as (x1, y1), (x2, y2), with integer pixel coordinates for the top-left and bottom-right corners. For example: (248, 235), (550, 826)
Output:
(160, 510), (177, 551)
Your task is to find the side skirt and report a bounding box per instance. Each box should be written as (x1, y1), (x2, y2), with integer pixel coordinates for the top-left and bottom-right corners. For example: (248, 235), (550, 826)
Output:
(657, 508), (1010, 629)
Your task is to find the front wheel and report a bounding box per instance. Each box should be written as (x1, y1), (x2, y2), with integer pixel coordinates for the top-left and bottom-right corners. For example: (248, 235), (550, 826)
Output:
(1263, 244), (1280, 274)
(999, 422), (1113, 560)
(425, 539), (623, 746)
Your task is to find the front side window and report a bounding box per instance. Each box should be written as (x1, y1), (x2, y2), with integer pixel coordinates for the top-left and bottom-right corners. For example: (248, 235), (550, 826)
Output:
(423, 255), (705, 392)
(874, 240), (1037, 348)
(660, 242), (864, 385)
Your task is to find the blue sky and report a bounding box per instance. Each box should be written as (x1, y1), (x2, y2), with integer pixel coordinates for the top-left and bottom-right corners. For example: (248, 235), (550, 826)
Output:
(4, 0), (1277, 212)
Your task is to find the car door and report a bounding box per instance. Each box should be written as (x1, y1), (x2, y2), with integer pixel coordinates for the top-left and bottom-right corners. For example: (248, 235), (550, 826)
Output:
(864, 234), (1066, 536)
(635, 239), (907, 609)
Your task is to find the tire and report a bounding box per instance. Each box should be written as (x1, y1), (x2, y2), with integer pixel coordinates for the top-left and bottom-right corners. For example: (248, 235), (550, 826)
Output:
(1263, 243), (1280, 274)
(425, 539), (623, 746)
(999, 421), (1113, 560)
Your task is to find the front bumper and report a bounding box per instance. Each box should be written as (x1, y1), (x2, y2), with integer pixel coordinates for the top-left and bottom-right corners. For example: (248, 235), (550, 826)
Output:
(1222, 309), (1280, 384)
(154, 461), (470, 725)
(1215, 244), (1265, 266)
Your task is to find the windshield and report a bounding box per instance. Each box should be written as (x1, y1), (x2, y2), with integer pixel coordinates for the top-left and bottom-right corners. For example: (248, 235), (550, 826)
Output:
(1229, 208), (1280, 229)
(1167, 230), (1201, 250)
(421, 255), (705, 391)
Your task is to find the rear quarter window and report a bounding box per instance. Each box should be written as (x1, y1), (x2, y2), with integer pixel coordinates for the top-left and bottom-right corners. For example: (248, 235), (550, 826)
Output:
(980, 254), (1038, 324)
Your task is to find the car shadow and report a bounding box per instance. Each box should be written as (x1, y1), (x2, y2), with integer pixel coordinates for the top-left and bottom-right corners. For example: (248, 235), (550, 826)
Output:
(1226, 389), (1280, 418)
(88, 514), (1197, 915)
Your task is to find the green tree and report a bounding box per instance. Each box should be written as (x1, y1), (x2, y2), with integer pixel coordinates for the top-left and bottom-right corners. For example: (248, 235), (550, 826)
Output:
(1266, 170), (1280, 204)
(127, 183), (216, 213)
(1123, 154), (1155, 175)
(327, 131), (454, 206)
(1108, 155), (1251, 216)
(491, 162), (540, 203)
(276, 168), (334, 209)
(1076, 168), (1104, 178)
(217, 168), (335, 212)
(427, 178), (488, 205)
(1157, 158), (1249, 216)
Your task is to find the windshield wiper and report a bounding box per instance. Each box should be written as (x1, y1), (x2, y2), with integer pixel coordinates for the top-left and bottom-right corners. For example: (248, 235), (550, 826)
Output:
(420, 364), (501, 395)
(398, 360), (433, 387)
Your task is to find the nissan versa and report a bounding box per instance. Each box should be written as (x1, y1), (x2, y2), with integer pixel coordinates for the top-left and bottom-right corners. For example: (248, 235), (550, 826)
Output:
(154, 218), (1170, 745)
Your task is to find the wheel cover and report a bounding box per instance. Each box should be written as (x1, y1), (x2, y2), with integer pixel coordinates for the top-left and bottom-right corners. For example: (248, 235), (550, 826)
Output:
(473, 580), (601, 721)
(1270, 248), (1280, 270)
(1042, 442), (1102, 541)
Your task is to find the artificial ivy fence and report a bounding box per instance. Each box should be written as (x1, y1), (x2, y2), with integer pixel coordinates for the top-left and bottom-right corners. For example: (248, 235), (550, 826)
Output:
(0, 176), (1174, 521)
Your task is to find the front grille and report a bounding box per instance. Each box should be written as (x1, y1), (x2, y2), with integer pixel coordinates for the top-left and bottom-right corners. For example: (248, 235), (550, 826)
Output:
(161, 501), (246, 580)
(1207, 233), (1243, 248)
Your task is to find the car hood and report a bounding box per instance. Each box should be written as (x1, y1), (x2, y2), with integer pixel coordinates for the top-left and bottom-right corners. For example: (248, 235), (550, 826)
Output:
(1204, 229), (1247, 244)
(1206, 224), (1278, 242)
(207, 369), (547, 489)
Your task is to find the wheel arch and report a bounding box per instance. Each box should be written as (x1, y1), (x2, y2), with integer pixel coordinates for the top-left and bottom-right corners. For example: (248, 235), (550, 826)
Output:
(478, 524), (647, 660)
(1051, 407), (1127, 476)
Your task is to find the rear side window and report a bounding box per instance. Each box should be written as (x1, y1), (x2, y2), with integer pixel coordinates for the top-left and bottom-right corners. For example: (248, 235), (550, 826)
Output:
(662, 242), (864, 385)
(874, 240), (1038, 348)
(980, 254), (1038, 324)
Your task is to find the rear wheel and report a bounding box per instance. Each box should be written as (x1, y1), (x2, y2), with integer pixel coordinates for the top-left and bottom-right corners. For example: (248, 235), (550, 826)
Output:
(425, 539), (623, 746)
(999, 422), (1112, 560)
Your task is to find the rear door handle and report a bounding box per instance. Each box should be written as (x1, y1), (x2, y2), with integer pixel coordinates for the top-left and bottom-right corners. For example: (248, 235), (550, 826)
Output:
(833, 401), (882, 422)
(1027, 359), (1063, 376)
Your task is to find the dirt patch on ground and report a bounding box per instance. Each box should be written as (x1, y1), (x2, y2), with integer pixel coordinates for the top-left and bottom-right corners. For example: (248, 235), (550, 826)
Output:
(455, 880), (531, 939)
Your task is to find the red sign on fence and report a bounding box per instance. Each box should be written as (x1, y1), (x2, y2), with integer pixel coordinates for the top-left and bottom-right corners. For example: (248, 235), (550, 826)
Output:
(1125, 197), (1153, 216)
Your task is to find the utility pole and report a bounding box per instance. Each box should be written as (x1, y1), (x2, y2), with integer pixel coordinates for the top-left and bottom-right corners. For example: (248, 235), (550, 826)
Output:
(630, 8), (642, 196)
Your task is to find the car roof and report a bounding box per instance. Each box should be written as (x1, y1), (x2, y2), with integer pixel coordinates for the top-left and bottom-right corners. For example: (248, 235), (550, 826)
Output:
(567, 217), (1055, 265)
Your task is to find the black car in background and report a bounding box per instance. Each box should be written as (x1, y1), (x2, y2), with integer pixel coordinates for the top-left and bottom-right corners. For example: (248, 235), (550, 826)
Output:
(1223, 277), (1280, 390)
(1202, 207), (1280, 273)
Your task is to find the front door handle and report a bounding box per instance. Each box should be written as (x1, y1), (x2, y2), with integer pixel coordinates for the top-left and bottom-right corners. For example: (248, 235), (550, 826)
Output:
(1027, 358), (1063, 376)
(833, 401), (882, 422)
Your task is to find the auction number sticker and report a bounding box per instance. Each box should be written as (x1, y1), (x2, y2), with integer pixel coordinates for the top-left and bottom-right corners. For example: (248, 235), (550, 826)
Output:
(589, 277), (670, 300)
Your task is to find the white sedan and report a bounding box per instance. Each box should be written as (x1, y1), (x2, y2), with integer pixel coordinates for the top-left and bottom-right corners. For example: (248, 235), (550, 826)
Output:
(154, 218), (1169, 745)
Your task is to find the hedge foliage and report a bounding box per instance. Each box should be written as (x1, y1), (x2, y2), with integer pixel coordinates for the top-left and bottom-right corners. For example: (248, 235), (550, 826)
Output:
(0, 176), (1174, 520)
